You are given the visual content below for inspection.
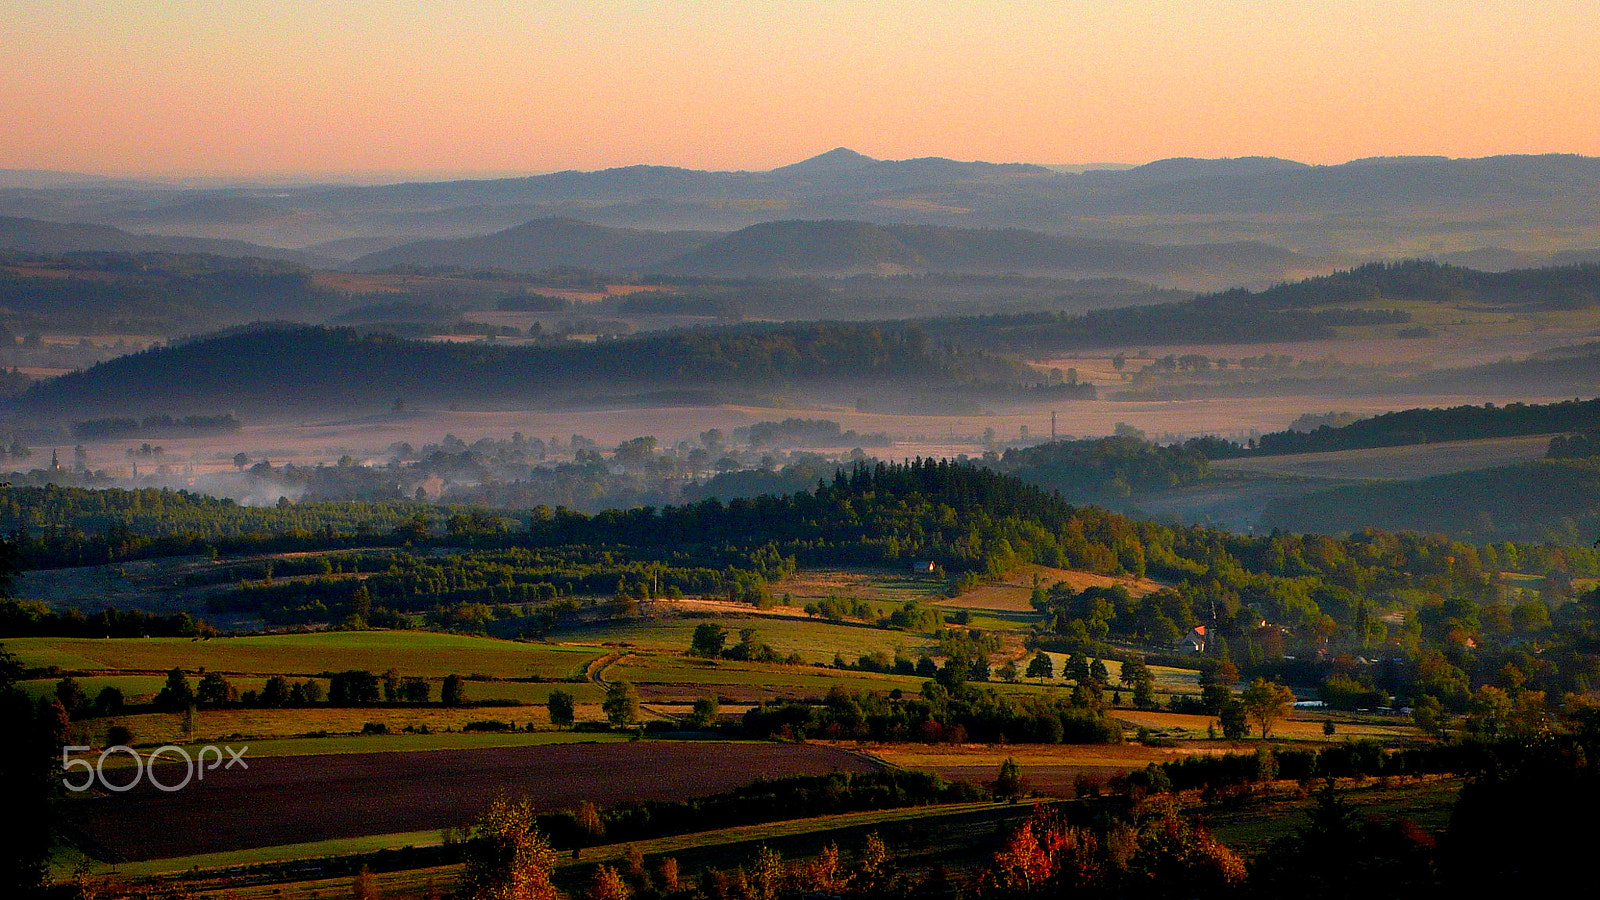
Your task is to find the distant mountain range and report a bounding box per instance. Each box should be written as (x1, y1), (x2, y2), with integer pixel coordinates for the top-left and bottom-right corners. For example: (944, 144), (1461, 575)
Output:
(350, 217), (1319, 288)
(5, 150), (1600, 275)
(0, 216), (328, 266)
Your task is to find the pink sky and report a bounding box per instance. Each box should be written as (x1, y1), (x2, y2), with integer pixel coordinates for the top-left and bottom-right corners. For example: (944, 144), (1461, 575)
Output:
(4, 1), (1597, 177)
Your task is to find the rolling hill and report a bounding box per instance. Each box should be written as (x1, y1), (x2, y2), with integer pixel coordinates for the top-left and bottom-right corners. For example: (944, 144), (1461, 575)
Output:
(11, 323), (1039, 418)
(657, 220), (1316, 287)
(350, 217), (1317, 289)
(0, 216), (328, 266)
(351, 217), (712, 272)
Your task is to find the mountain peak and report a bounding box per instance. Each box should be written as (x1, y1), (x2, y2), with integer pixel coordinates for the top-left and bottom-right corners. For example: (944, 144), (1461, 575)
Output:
(772, 147), (877, 174)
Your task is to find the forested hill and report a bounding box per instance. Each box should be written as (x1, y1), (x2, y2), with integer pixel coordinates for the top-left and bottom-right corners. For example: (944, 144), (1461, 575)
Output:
(1202, 259), (1600, 310)
(351, 217), (711, 273)
(12, 323), (1038, 417)
(916, 287), (1408, 353)
(0, 250), (344, 333)
(0, 216), (329, 267)
(655, 220), (1313, 288)
(1250, 398), (1600, 455)
(11, 463), (1600, 703)
(916, 260), (1600, 354)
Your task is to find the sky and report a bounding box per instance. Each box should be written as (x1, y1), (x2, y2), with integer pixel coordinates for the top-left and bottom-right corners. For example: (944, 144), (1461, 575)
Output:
(4, 0), (1598, 178)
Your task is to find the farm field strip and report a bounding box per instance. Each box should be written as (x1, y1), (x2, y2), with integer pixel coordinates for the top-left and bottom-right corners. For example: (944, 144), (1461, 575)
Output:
(1210, 434), (1554, 481)
(856, 740), (1229, 771)
(933, 564), (1162, 613)
(82, 731), (632, 767)
(59, 705), (585, 747)
(68, 740), (881, 862)
(552, 614), (939, 663)
(182, 801), (1027, 899)
(5, 632), (606, 679)
(22, 674), (604, 708)
(614, 655), (930, 693)
(1112, 709), (1421, 742)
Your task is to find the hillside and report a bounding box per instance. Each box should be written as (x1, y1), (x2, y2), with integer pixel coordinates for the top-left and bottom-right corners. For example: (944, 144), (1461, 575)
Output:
(1204, 259), (1600, 310)
(1066, 153), (1600, 216)
(905, 260), (1600, 370)
(1250, 397), (1600, 456)
(1260, 456), (1600, 544)
(657, 220), (1314, 287)
(0, 250), (347, 333)
(0, 215), (328, 265)
(11, 323), (1040, 418)
(351, 217), (713, 272)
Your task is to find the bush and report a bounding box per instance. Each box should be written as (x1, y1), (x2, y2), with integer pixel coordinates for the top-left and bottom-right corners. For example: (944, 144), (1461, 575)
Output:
(464, 720), (514, 732)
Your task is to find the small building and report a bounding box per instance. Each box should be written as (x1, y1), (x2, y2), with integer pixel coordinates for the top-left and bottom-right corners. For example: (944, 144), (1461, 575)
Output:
(1178, 625), (1207, 654)
(910, 560), (937, 576)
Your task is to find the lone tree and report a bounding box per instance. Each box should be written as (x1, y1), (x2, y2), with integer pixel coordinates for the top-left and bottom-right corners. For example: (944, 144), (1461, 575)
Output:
(1242, 678), (1296, 739)
(686, 696), (720, 730)
(152, 667), (195, 712)
(442, 674), (468, 707)
(1219, 699), (1249, 740)
(603, 680), (640, 727)
(547, 688), (576, 729)
(459, 796), (558, 900)
(689, 623), (728, 659)
(1025, 651), (1054, 681)
(994, 757), (1023, 801)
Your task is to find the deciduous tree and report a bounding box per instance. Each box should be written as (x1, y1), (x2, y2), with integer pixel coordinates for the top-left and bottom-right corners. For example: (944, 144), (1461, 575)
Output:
(459, 796), (557, 900)
(1026, 651), (1054, 681)
(603, 681), (640, 727)
(1242, 678), (1294, 739)
(547, 689), (575, 729)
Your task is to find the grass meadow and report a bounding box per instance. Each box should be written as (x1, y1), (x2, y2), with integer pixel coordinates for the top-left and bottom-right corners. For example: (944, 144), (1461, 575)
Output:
(5, 631), (603, 679)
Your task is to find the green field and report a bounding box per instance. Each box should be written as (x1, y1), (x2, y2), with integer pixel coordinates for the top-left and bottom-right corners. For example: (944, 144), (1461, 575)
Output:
(614, 654), (931, 700)
(550, 614), (939, 664)
(23, 673), (606, 711)
(1204, 777), (1464, 853)
(4, 631), (603, 679)
(8, 605), (1210, 748)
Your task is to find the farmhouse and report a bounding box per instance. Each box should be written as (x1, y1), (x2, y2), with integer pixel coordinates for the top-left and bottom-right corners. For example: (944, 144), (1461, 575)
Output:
(1178, 625), (1207, 653)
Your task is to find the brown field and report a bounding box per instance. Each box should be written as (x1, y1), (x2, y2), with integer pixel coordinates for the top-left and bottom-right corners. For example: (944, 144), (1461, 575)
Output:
(773, 568), (941, 605)
(1113, 709), (1423, 743)
(67, 740), (879, 861)
(937, 564), (1161, 613)
(854, 741), (1231, 795)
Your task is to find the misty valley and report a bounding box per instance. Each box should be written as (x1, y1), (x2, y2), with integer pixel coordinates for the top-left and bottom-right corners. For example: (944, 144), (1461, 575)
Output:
(4, 148), (1600, 900)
